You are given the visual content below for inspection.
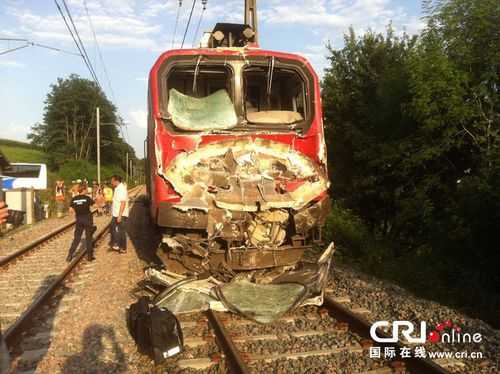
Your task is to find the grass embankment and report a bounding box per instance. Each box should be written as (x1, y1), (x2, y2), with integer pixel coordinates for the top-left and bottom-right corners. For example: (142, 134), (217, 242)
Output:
(0, 139), (49, 164)
(326, 203), (500, 329)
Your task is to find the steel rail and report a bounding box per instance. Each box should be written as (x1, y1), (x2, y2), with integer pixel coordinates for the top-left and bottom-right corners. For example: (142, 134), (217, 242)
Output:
(3, 186), (143, 347)
(323, 295), (451, 374)
(206, 310), (250, 374)
(0, 219), (80, 267)
(0, 185), (142, 267)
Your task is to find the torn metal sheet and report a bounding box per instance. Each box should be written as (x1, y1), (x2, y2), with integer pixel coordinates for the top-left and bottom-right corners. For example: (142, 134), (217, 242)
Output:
(164, 138), (328, 212)
(146, 268), (227, 314)
(157, 137), (330, 273)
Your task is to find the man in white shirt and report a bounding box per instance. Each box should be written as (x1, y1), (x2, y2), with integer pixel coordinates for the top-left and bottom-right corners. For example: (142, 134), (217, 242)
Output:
(110, 175), (129, 253)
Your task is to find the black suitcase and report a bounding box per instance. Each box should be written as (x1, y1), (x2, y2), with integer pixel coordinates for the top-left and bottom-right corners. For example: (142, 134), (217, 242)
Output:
(127, 296), (152, 354)
(127, 297), (184, 364)
(150, 306), (184, 363)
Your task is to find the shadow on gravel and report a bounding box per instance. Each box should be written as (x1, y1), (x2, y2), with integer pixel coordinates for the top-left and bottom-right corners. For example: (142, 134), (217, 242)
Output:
(11, 275), (62, 372)
(62, 324), (127, 373)
(126, 194), (163, 266)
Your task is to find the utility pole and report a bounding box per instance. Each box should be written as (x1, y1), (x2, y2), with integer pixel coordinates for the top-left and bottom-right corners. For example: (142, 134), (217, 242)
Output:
(126, 151), (129, 185)
(130, 159), (133, 184)
(96, 107), (101, 185)
(245, 0), (258, 44)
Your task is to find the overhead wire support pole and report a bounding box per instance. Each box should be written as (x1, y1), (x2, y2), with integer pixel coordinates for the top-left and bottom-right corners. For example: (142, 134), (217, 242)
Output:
(245, 0), (259, 44)
(96, 107), (101, 185)
(126, 152), (129, 186)
(181, 0), (197, 48)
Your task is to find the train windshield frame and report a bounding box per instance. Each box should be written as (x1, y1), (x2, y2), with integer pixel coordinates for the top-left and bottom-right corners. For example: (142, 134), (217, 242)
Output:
(157, 55), (314, 134)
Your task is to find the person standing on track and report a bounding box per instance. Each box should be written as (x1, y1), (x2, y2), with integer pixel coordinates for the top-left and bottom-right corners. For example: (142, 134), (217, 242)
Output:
(67, 184), (97, 262)
(103, 183), (113, 216)
(55, 180), (66, 218)
(110, 175), (129, 254)
(0, 202), (7, 225)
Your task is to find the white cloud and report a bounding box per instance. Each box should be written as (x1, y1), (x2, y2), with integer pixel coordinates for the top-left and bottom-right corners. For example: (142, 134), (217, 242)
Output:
(129, 109), (147, 129)
(6, 1), (162, 50)
(261, 0), (424, 37)
(0, 59), (26, 68)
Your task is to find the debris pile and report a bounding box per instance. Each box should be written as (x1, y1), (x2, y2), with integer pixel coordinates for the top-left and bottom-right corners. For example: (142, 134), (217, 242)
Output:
(145, 243), (335, 324)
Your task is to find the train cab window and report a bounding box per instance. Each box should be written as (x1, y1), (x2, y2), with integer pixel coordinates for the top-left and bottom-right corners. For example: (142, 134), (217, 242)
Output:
(166, 65), (237, 131)
(167, 65), (231, 97)
(244, 65), (307, 125)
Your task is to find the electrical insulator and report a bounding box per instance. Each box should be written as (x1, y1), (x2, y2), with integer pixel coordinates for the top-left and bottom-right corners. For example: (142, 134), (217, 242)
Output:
(202, 0), (207, 10)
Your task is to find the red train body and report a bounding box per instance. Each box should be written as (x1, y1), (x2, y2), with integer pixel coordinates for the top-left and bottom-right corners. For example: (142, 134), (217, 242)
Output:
(146, 24), (330, 276)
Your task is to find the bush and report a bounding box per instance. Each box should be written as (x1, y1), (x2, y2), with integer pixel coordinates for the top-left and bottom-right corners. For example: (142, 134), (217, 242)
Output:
(57, 160), (125, 184)
(324, 202), (374, 259)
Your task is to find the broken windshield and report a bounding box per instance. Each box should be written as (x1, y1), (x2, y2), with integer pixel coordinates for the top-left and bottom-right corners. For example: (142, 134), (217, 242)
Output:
(162, 57), (312, 132)
(244, 64), (307, 125)
(166, 64), (236, 131)
(168, 89), (238, 131)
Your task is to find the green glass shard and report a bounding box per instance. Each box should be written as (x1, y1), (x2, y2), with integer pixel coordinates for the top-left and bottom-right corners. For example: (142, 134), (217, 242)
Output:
(168, 88), (238, 131)
(217, 278), (306, 324)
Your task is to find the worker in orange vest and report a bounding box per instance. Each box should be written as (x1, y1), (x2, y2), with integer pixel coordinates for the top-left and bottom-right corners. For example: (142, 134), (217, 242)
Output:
(55, 180), (66, 218)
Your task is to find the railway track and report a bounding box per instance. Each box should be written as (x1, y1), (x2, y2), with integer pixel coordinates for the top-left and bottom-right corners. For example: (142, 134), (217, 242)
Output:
(0, 186), (143, 351)
(0, 185), (142, 267)
(161, 295), (458, 374)
(0, 186), (467, 373)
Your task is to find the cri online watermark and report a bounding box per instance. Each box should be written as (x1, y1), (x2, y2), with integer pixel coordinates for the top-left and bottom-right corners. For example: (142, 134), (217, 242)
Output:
(368, 320), (484, 360)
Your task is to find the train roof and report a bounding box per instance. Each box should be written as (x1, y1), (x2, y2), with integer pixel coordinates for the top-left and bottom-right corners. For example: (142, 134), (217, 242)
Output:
(150, 47), (318, 83)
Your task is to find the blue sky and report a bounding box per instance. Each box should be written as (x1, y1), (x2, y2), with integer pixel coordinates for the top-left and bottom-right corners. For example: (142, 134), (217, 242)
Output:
(0, 0), (424, 157)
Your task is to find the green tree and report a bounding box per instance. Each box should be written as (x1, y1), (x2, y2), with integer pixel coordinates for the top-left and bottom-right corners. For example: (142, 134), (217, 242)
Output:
(322, 27), (417, 240)
(322, 0), (500, 323)
(424, 0), (500, 170)
(28, 74), (134, 169)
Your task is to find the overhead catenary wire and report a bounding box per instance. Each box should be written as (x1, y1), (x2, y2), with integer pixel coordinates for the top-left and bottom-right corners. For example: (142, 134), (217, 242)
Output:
(0, 43), (29, 56)
(53, 0), (100, 88)
(54, 0), (130, 147)
(172, 0), (183, 49)
(82, 0), (116, 103)
(191, 0), (208, 47)
(86, 1), (132, 145)
(181, 0), (197, 48)
(82, 0), (129, 144)
(0, 38), (82, 57)
(30, 42), (81, 56)
(60, 0), (101, 88)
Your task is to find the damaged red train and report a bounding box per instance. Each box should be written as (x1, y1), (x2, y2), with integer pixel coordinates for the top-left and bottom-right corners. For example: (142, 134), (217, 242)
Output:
(145, 3), (333, 301)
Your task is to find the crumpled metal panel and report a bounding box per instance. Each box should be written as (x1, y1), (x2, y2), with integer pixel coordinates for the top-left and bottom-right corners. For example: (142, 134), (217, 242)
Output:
(163, 138), (328, 212)
(168, 89), (238, 131)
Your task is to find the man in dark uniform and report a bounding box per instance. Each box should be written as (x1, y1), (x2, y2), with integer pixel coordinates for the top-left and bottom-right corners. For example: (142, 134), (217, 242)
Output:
(67, 184), (96, 262)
